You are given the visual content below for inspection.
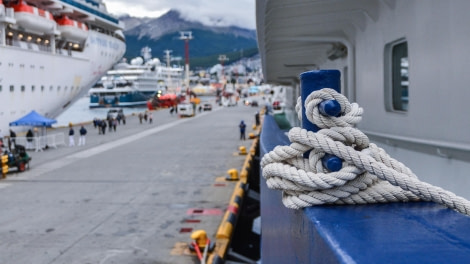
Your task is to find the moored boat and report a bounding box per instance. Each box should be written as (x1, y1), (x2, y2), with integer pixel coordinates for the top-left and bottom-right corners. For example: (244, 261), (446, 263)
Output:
(55, 15), (88, 42)
(89, 47), (184, 108)
(10, 0), (56, 34)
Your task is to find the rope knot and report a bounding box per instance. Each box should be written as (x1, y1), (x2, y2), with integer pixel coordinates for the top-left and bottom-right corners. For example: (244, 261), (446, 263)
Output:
(262, 88), (470, 215)
(302, 88), (363, 129)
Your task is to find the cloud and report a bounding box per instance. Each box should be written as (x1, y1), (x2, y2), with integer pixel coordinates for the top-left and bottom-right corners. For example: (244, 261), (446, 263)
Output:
(104, 0), (256, 29)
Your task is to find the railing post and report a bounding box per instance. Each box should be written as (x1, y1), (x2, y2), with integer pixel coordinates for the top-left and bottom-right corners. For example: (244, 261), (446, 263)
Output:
(299, 70), (342, 171)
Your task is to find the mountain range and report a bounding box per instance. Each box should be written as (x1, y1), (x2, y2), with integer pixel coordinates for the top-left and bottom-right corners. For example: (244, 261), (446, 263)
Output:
(120, 10), (259, 69)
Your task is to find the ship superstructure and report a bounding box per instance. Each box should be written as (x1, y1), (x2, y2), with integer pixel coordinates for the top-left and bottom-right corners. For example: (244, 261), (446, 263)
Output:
(0, 0), (126, 131)
(88, 47), (184, 108)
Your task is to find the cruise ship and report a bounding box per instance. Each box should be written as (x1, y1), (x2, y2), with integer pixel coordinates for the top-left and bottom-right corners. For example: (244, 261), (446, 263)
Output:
(0, 0), (126, 132)
(88, 46), (184, 108)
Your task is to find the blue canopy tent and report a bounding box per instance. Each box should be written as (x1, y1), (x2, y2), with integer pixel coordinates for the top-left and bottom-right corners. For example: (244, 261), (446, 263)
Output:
(9, 111), (57, 151)
(9, 110), (57, 127)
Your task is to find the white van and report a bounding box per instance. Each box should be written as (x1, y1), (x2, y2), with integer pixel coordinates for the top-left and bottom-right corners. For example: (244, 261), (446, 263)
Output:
(177, 103), (194, 117)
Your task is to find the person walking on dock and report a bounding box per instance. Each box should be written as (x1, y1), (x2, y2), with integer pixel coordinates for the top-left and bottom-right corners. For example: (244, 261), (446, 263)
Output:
(101, 119), (107, 135)
(149, 112), (153, 124)
(138, 113), (143, 124)
(108, 118), (113, 132)
(78, 125), (87, 146)
(9, 129), (16, 148)
(26, 129), (33, 149)
(68, 125), (75, 147)
(255, 111), (260, 127)
(239, 120), (246, 140)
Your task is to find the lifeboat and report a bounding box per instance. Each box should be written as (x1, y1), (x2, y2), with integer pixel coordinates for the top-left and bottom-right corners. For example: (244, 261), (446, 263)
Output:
(55, 15), (88, 42)
(10, 0), (56, 34)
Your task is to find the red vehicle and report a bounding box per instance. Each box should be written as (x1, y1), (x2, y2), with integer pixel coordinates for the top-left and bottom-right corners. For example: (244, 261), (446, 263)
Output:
(147, 93), (185, 110)
(272, 101), (281, 110)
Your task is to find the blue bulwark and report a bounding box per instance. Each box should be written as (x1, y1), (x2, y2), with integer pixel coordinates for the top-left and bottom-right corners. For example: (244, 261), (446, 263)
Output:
(260, 115), (470, 264)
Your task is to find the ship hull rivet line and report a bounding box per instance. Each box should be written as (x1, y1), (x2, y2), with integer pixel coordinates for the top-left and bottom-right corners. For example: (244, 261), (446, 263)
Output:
(261, 70), (470, 216)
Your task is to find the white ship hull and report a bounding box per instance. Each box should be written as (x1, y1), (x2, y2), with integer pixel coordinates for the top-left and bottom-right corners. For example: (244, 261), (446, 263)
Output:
(0, 31), (125, 132)
(0, 0), (126, 133)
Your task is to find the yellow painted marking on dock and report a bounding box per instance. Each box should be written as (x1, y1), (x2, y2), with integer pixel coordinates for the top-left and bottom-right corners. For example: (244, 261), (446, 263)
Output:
(170, 242), (192, 256)
(215, 177), (226, 182)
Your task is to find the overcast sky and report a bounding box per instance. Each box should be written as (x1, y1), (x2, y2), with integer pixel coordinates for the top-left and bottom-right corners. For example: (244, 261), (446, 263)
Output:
(103, 0), (256, 30)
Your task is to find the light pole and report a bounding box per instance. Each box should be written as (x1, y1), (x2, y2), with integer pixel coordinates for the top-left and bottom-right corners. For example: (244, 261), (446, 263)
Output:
(163, 49), (172, 91)
(218, 54), (229, 82)
(179, 31), (193, 100)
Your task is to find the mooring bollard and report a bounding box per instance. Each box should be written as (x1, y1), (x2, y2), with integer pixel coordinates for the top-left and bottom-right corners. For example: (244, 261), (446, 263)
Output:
(299, 70), (343, 171)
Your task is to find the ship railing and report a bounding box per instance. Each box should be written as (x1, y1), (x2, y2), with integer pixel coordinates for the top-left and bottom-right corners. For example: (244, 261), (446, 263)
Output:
(14, 133), (66, 152)
(0, 6), (15, 23)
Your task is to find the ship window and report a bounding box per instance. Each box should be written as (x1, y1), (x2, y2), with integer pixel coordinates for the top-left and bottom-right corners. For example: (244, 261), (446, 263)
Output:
(10, 85), (14, 92)
(32, 85), (35, 92)
(50, 85), (53, 91)
(385, 39), (408, 112)
(21, 85), (25, 92)
(41, 85), (44, 91)
(0, 85), (2, 92)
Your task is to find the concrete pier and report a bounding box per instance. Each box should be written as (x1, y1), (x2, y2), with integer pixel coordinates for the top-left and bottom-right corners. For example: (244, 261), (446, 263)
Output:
(0, 101), (260, 263)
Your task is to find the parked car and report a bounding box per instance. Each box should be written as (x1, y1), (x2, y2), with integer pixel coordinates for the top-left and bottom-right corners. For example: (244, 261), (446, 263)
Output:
(177, 103), (195, 117)
(203, 103), (212, 111)
(107, 108), (123, 119)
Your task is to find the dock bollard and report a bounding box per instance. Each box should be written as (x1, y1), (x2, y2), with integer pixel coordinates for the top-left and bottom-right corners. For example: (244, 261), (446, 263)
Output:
(300, 70), (343, 172)
(189, 229), (215, 258)
(226, 168), (239, 181)
(239, 146), (247, 155)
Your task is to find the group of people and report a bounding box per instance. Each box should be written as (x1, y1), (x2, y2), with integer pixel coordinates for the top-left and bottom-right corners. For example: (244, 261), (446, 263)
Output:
(138, 111), (153, 124)
(68, 125), (87, 147)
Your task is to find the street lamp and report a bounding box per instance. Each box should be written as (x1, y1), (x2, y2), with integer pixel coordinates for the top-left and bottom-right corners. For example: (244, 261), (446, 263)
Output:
(218, 54), (229, 82)
(163, 49), (172, 91)
(179, 31), (193, 99)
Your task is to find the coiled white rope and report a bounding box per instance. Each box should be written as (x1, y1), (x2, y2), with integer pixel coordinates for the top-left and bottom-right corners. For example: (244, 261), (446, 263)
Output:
(261, 88), (470, 215)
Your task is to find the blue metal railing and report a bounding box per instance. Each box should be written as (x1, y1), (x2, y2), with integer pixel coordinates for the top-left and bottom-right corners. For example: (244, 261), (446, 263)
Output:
(259, 71), (470, 263)
(260, 114), (470, 263)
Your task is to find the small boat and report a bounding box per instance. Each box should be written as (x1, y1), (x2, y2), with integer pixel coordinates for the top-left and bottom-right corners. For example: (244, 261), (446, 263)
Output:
(55, 15), (88, 42)
(11, 0), (56, 34)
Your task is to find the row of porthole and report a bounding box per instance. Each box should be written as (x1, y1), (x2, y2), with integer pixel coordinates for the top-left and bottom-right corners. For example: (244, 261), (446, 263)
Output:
(0, 85), (79, 93)
(2, 62), (45, 69)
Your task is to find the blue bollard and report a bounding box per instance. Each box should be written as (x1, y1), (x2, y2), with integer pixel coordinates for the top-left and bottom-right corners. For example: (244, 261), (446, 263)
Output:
(319, 100), (341, 117)
(299, 70), (342, 172)
(322, 154), (343, 172)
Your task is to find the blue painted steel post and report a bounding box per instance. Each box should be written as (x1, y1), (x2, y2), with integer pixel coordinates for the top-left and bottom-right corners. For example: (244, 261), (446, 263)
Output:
(299, 70), (342, 171)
